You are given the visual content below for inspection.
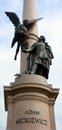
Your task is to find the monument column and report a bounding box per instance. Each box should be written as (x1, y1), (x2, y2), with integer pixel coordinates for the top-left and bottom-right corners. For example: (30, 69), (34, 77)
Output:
(23, 0), (38, 40)
(21, 0), (38, 72)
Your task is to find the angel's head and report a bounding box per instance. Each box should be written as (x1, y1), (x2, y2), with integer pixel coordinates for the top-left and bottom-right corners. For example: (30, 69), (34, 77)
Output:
(23, 19), (29, 27)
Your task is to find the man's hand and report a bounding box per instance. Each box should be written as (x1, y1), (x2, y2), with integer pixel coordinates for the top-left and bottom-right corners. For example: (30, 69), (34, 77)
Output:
(22, 49), (27, 53)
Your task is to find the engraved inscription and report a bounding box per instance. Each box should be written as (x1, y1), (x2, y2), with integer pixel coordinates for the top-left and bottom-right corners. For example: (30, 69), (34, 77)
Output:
(16, 118), (48, 125)
(25, 110), (40, 115)
(16, 110), (48, 126)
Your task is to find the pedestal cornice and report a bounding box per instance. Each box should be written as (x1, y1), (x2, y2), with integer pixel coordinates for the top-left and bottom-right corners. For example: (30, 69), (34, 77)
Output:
(4, 74), (59, 111)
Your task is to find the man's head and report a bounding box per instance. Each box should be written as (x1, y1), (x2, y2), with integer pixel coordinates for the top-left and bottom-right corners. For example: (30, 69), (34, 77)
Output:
(39, 35), (45, 42)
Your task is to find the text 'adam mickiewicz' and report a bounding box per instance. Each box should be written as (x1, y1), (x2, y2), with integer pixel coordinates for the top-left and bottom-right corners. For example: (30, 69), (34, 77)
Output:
(16, 117), (48, 126)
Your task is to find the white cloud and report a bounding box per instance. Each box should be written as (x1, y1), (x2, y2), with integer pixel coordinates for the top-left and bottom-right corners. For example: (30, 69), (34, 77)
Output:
(1, 0), (23, 12)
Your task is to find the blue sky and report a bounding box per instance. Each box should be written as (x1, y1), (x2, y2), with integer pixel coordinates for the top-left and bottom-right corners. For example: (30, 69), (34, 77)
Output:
(0, 0), (62, 130)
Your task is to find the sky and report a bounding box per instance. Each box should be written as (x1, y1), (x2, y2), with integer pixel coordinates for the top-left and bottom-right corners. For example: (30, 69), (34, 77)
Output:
(0, 0), (62, 130)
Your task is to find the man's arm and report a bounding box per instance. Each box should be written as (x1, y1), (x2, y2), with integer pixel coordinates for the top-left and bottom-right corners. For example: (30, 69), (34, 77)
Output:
(22, 48), (32, 53)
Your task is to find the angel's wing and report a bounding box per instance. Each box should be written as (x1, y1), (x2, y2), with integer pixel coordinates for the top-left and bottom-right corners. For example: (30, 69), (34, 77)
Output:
(5, 12), (20, 27)
(23, 17), (44, 29)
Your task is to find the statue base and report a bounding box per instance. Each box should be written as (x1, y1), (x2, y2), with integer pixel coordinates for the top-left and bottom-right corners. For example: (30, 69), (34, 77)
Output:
(4, 74), (59, 130)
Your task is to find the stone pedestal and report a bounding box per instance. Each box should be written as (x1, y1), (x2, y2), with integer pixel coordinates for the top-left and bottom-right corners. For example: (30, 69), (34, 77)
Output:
(4, 74), (59, 130)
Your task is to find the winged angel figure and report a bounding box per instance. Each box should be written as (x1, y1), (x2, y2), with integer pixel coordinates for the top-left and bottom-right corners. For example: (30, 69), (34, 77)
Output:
(5, 12), (43, 60)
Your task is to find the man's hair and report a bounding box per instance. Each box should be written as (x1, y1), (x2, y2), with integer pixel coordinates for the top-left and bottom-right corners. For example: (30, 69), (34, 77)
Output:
(39, 35), (45, 42)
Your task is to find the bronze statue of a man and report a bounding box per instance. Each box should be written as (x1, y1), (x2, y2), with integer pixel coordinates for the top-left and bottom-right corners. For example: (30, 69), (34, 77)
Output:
(23, 35), (54, 79)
